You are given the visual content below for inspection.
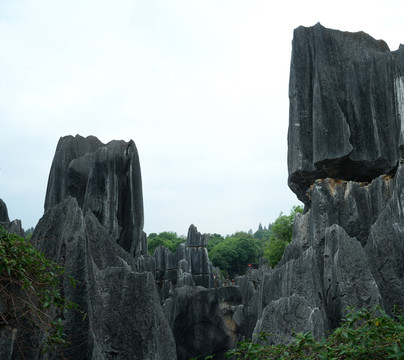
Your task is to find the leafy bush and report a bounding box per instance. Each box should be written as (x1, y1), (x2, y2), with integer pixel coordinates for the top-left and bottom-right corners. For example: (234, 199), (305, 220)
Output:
(263, 205), (303, 267)
(226, 306), (404, 359)
(0, 226), (79, 353)
(209, 232), (261, 277)
(147, 231), (186, 255)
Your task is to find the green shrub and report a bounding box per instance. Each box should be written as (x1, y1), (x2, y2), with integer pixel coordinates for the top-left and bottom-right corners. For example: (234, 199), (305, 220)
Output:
(226, 306), (404, 359)
(0, 226), (79, 353)
(147, 231), (186, 255)
(263, 205), (303, 267)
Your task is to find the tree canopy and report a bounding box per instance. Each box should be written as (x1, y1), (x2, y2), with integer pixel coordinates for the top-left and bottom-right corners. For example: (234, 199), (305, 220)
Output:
(263, 205), (303, 267)
(147, 231), (185, 255)
(209, 232), (261, 277)
(147, 205), (303, 277)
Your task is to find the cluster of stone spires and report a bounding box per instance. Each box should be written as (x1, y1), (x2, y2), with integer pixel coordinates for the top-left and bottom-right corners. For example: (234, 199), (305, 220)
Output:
(1, 23), (404, 360)
(42, 133), (217, 303)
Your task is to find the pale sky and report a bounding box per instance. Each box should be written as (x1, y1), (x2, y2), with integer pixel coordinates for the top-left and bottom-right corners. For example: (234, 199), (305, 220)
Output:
(1, 0), (403, 236)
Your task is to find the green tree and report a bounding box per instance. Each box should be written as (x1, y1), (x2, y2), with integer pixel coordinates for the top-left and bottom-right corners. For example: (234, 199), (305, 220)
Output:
(206, 233), (225, 252)
(263, 205), (303, 267)
(209, 232), (261, 277)
(253, 224), (272, 241)
(147, 231), (185, 255)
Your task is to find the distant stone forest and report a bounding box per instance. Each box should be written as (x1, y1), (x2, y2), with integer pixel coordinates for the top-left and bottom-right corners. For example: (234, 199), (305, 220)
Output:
(1, 23), (404, 359)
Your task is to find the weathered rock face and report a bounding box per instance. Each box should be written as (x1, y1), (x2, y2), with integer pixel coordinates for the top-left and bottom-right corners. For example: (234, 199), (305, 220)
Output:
(185, 225), (213, 288)
(0, 199), (23, 237)
(154, 224), (214, 301)
(163, 286), (242, 360)
(233, 266), (269, 339)
(251, 168), (403, 342)
(0, 199), (10, 222)
(30, 196), (177, 360)
(249, 24), (404, 343)
(44, 135), (145, 257)
(288, 23), (404, 204)
(44, 135), (103, 210)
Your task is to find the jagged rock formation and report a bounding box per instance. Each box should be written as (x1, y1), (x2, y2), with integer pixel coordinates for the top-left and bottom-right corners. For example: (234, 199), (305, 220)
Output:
(150, 225), (242, 358)
(31, 196), (177, 360)
(44, 135), (145, 257)
(3, 23), (404, 359)
(163, 286), (242, 360)
(154, 224), (214, 301)
(233, 266), (269, 339)
(243, 23), (404, 343)
(0, 199), (9, 222)
(288, 23), (404, 204)
(2, 135), (239, 359)
(0, 199), (23, 237)
(185, 225), (214, 287)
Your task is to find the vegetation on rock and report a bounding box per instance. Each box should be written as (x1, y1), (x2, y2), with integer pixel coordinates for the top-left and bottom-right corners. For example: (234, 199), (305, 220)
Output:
(0, 226), (79, 353)
(207, 205), (303, 275)
(225, 306), (404, 359)
(147, 205), (303, 277)
(209, 232), (261, 277)
(147, 231), (186, 255)
(262, 205), (303, 267)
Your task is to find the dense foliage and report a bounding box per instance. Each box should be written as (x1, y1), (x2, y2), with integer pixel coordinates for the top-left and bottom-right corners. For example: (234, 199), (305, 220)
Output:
(206, 206), (303, 276)
(146, 206), (303, 278)
(0, 226), (79, 353)
(262, 205), (303, 267)
(225, 306), (404, 359)
(147, 231), (186, 255)
(209, 232), (261, 277)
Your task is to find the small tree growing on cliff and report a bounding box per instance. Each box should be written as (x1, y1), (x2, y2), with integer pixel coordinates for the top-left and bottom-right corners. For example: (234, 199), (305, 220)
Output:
(263, 205), (303, 267)
(209, 232), (261, 277)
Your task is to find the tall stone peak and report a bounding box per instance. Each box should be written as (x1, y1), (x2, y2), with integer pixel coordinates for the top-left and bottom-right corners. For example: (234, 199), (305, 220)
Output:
(244, 23), (404, 343)
(44, 135), (145, 257)
(0, 198), (10, 223)
(288, 22), (404, 204)
(0, 198), (23, 237)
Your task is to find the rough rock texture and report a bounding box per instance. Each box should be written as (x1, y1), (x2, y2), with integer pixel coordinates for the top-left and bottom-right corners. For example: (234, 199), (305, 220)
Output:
(247, 24), (404, 343)
(0, 199), (10, 222)
(365, 163), (404, 314)
(251, 167), (404, 341)
(154, 225), (214, 301)
(0, 327), (16, 360)
(233, 267), (269, 339)
(44, 135), (145, 257)
(163, 286), (242, 360)
(288, 23), (404, 204)
(30, 196), (176, 360)
(185, 225), (213, 288)
(153, 225), (239, 359)
(0, 199), (23, 237)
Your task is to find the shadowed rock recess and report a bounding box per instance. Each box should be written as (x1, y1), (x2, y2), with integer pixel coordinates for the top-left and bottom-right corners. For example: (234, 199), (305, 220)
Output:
(1, 23), (404, 359)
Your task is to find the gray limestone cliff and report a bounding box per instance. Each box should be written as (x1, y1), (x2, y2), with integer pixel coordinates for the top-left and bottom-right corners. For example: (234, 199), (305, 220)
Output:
(31, 196), (177, 360)
(2, 135), (239, 359)
(154, 224), (214, 301)
(235, 24), (404, 344)
(288, 23), (404, 204)
(3, 23), (404, 359)
(0, 199), (23, 237)
(44, 135), (145, 257)
(163, 286), (242, 360)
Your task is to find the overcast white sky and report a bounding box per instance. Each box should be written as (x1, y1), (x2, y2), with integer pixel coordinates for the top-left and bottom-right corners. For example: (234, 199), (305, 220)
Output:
(1, 0), (403, 236)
